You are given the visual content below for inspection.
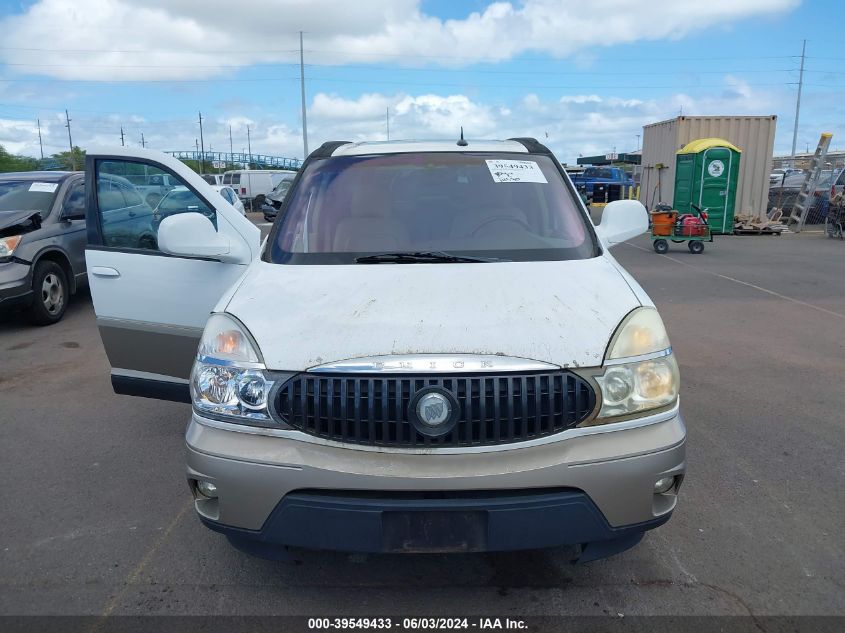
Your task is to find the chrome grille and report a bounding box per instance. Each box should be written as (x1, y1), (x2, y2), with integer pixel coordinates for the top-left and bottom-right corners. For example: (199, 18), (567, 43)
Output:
(275, 371), (595, 448)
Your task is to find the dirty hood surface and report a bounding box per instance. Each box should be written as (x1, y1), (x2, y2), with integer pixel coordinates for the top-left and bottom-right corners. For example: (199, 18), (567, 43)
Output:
(225, 256), (641, 371)
(0, 209), (41, 234)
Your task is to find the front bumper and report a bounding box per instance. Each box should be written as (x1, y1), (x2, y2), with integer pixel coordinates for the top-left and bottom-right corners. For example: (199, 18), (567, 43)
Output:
(0, 260), (33, 310)
(186, 410), (686, 556)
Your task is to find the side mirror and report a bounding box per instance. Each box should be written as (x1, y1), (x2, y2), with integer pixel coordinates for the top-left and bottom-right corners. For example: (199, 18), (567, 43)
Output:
(595, 200), (648, 248)
(157, 212), (230, 259)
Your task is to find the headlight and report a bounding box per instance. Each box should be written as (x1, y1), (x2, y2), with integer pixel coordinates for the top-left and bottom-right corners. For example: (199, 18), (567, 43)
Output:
(191, 313), (275, 425)
(606, 307), (670, 360)
(594, 307), (679, 419)
(0, 235), (22, 258)
(595, 353), (679, 418)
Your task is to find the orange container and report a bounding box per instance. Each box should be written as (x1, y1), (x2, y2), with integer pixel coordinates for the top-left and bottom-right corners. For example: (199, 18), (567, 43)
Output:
(651, 211), (677, 236)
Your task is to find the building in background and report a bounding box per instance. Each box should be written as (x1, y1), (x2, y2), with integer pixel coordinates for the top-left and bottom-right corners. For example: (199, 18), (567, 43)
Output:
(640, 115), (777, 221)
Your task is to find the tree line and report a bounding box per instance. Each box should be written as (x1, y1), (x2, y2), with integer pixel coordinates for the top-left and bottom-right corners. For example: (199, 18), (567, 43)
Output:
(0, 144), (252, 175)
(0, 144), (86, 172)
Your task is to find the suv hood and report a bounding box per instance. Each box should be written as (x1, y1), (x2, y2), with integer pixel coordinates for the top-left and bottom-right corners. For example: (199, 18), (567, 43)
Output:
(0, 209), (42, 235)
(225, 257), (641, 370)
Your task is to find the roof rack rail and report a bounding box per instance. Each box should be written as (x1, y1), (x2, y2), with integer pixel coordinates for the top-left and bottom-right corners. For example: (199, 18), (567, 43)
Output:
(309, 141), (352, 159)
(507, 137), (553, 155)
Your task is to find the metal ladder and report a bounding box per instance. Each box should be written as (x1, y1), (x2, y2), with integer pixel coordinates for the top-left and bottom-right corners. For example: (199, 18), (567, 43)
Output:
(785, 132), (832, 232)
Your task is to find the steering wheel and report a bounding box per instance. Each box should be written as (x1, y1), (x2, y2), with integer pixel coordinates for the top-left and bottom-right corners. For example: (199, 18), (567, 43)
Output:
(470, 215), (533, 237)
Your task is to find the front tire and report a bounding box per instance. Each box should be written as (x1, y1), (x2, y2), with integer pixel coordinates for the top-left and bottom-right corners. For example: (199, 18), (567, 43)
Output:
(653, 239), (669, 254)
(27, 260), (69, 325)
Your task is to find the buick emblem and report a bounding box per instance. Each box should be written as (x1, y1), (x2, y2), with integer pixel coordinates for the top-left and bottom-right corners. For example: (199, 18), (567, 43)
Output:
(409, 388), (459, 436)
(417, 393), (451, 426)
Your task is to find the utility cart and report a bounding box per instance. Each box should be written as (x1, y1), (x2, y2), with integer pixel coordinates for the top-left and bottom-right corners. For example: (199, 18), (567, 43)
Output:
(650, 203), (712, 254)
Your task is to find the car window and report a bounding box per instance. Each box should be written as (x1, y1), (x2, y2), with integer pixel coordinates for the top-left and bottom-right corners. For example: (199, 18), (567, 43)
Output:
(62, 181), (86, 218)
(271, 152), (594, 264)
(96, 160), (216, 251)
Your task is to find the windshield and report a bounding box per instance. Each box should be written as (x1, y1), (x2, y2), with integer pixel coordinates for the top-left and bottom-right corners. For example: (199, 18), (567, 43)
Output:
(0, 180), (59, 214)
(273, 179), (293, 194)
(269, 152), (594, 264)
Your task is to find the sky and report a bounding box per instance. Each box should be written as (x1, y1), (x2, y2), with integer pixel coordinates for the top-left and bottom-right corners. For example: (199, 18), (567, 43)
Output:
(0, 0), (843, 164)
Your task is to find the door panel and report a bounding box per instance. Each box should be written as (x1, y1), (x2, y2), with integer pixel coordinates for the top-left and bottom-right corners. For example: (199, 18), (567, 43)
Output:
(58, 178), (88, 282)
(85, 148), (260, 402)
(698, 148), (732, 232)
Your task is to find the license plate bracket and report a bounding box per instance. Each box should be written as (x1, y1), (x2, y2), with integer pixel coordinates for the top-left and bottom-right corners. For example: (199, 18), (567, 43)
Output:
(382, 510), (488, 553)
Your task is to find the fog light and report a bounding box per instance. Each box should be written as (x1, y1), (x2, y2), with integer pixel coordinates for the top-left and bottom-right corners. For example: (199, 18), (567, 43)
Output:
(653, 476), (675, 494)
(196, 480), (218, 498)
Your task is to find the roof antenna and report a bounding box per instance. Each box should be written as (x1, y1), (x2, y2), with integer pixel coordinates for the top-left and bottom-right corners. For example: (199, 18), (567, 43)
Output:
(457, 126), (468, 147)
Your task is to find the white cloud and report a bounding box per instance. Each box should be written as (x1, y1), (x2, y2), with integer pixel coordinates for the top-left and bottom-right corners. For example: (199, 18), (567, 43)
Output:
(0, 77), (781, 161)
(0, 0), (799, 80)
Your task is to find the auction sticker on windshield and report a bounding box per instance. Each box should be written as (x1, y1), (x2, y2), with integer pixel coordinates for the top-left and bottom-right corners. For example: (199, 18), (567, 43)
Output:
(29, 182), (59, 193)
(486, 159), (548, 184)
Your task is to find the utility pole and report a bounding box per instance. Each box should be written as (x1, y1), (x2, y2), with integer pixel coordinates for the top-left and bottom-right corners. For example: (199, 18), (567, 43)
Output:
(247, 125), (252, 167)
(36, 119), (44, 159)
(120, 126), (125, 147)
(140, 132), (145, 148)
(299, 30), (309, 158)
(791, 39), (807, 169)
(386, 107), (390, 141)
(64, 109), (75, 170)
(229, 124), (234, 163)
(198, 111), (206, 174)
(636, 134), (641, 152)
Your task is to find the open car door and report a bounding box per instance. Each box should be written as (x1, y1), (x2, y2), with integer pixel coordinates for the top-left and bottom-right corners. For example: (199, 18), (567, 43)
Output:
(85, 148), (260, 402)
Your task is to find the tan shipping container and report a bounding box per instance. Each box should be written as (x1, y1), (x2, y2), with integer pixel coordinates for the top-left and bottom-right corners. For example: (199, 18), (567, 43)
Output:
(639, 115), (777, 221)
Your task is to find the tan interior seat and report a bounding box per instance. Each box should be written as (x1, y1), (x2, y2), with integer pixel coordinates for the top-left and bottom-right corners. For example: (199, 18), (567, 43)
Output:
(332, 176), (409, 252)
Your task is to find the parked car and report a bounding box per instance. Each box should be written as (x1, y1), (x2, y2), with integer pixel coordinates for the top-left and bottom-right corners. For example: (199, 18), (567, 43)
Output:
(0, 171), (87, 324)
(213, 185), (245, 215)
(152, 186), (216, 228)
(201, 174), (223, 186)
(133, 172), (180, 208)
(222, 169), (297, 209)
(769, 168), (803, 186)
(261, 176), (295, 222)
(570, 166), (635, 202)
(769, 169), (838, 222)
(83, 141), (683, 561)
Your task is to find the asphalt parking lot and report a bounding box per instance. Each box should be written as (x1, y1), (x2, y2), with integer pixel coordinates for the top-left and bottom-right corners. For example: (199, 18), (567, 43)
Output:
(1, 220), (843, 619)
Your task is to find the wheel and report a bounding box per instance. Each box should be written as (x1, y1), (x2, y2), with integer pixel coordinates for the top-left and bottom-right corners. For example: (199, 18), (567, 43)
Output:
(653, 239), (669, 254)
(688, 240), (704, 254)
(27, 260), (69, 325)
(145, 193), (162, 208)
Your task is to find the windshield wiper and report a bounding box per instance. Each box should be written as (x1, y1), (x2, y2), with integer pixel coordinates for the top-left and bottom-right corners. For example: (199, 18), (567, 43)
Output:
(354, 251), (506, 264)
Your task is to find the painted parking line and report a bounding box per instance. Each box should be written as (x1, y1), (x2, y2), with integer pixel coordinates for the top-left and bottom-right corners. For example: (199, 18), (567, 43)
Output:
(624, 242), (845, 320)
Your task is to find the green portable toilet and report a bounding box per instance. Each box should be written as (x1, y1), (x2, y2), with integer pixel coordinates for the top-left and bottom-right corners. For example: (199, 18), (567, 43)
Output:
(673, 138), (741, 234)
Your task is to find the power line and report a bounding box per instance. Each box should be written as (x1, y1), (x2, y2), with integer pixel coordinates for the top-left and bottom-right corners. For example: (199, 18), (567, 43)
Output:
(0, 61), (801, 76)
(0, 75), (800, 89)
(0, 44), (798, 63)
